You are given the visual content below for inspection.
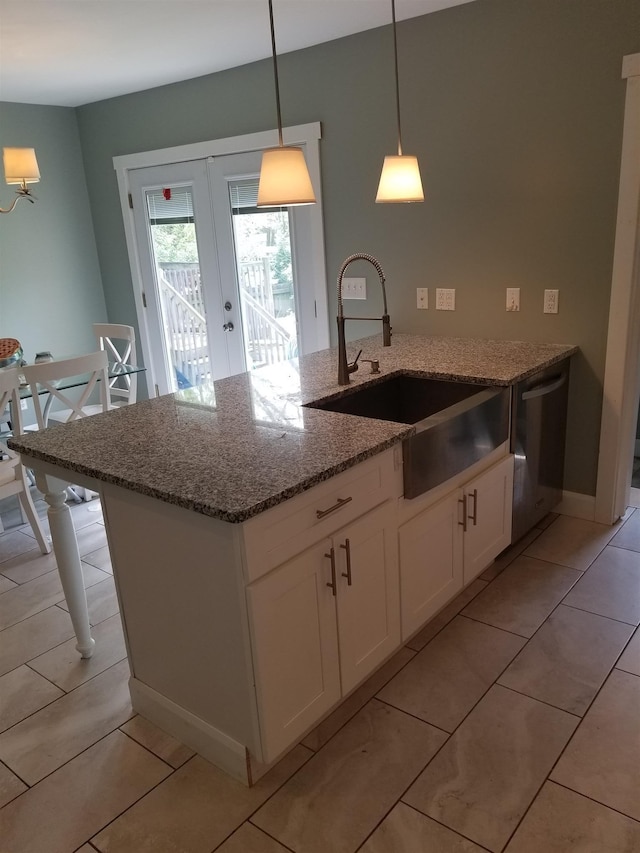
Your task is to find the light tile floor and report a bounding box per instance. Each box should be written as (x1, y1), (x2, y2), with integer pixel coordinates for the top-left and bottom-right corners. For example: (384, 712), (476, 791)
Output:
(0, 493), (639, 853)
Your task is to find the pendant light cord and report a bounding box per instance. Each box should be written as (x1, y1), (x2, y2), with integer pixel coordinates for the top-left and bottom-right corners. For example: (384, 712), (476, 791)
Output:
(268, 0), (284, 148)
(391, 0), (403, 156)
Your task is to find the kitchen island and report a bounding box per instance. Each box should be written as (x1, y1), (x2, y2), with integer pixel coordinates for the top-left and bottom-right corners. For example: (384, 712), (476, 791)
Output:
(9, 334), (577, 783)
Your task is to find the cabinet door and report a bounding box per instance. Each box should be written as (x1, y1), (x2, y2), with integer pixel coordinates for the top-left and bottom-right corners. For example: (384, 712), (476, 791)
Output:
(463, 454), (514, 584)
(333, 501), (400, 695)
(247, 540), (341, 763)
(398, 493), (464, 640)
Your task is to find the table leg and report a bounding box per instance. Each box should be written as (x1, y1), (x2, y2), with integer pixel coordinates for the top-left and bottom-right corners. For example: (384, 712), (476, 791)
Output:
(38, 476), (95, 659)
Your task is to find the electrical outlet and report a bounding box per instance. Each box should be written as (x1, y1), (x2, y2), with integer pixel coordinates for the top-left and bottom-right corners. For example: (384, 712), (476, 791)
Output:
(506, 288), (520, 312)
(416, 287), (428, 309)
(436, 288), (455, 310)
(342, 277), (367, 300)
(20, 399), (28, 411)
(544, 289), (559, 314)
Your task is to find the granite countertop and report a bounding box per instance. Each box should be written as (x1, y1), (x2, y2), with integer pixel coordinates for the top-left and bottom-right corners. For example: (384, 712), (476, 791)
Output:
(9, 334), (577, 523)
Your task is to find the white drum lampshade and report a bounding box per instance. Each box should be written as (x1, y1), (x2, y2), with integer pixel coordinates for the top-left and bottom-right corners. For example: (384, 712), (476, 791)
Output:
(257, 146), (316, 207)
(3, 148), (40, 185)
(376, 154), (424, 203)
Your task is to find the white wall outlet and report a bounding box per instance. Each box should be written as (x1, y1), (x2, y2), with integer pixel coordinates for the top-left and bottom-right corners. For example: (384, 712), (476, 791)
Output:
(436, 288), (455, 310)
(342, 277), (367, 300)
(20, 399), (28, 411)
(544, 289), (559, 314)
(416, 287), (428, 309)
(506, 287), (520, 312)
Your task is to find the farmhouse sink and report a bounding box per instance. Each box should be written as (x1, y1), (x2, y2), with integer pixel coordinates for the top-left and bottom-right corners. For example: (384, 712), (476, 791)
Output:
(305, 374), (510, 497)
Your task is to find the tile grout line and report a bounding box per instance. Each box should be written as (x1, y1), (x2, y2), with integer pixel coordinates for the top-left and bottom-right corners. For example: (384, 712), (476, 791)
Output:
(233, 821), (298, 853)
(558, 600), (639, 627)
(0, 659), (134, 773)
(538, 664), (638, 818)
(81, 730), (189, 851)
(548, 778), (640, 825)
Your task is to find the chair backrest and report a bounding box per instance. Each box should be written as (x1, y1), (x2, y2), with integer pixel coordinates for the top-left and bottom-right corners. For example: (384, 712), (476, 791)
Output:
(23, 350), (110, 429)
(93, 323), (137, 405)
(0, 367), (23, 475)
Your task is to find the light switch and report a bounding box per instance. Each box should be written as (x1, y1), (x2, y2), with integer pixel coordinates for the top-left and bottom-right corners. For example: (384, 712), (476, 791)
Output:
(416, 287), (428, 309)
(436, 288), (455, 310)
(506, 288), (520, 311)
(342, 277), (367, 300)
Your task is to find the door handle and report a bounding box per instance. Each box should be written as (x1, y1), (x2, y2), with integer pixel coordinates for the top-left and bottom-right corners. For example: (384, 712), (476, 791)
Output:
(521, 372), (566, 400)
(325, 547), (337, 596)
(458, 494), (468, 532)
(316, 496), (352, 519)
(468, 488), (478, 526)
(222, 322), (234, 332)
(340, 538), (352, 585)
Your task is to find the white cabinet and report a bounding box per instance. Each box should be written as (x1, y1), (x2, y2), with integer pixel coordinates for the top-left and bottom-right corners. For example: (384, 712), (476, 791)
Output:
(399, 490), (464, 640)
(399, 454), (513, 639)
(462, 455), (514, 584)
(246, 539), (341, 762)
(247, 500), (399, 763)
(101, 446), (511, 784)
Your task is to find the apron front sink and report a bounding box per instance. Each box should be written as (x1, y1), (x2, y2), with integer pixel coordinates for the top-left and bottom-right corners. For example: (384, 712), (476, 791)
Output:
(305, 374), (510, 498)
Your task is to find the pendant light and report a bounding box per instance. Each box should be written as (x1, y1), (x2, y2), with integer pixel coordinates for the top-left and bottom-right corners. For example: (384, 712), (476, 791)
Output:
(257, 0), (316, 207)
(376, 0), (424, 203)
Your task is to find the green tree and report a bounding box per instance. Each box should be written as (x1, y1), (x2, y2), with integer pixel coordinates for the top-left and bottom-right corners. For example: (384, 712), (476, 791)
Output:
(152, 224), (198, 263)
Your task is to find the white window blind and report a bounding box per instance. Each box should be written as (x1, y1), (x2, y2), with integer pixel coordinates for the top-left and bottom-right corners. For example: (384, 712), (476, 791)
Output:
(146, 186), (194, 224)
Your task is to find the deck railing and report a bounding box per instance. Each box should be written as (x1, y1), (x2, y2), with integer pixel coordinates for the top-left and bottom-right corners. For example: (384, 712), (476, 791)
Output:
(158, 261), (294, 385)
(158, 266), (210, 387)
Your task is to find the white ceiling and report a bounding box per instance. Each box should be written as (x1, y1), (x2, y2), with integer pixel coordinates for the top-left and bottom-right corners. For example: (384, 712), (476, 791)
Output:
(0, 0), (474, 107)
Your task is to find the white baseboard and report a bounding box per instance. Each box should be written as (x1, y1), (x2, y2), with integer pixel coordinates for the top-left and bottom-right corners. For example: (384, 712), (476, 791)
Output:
(555, 491), (596, 521)
(129, 676), (251, 785)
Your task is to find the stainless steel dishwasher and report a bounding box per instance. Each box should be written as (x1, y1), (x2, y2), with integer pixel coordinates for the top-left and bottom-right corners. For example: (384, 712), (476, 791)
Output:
(510, 358), (571, 542)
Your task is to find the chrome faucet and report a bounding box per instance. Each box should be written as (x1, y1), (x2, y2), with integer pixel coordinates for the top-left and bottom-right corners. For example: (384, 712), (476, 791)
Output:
(337, 253), (391, 385)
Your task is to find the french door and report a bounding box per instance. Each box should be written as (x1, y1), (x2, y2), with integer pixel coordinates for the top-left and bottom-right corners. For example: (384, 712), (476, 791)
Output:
(129, 150), (320, 395)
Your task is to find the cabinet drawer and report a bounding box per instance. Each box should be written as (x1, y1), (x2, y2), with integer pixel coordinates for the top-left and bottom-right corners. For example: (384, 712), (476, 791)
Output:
(242, 448), (396, 582)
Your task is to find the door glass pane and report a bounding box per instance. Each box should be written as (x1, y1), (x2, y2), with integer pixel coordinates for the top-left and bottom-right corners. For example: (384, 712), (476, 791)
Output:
(145, 186), (211, 390)
(230, 179), (299, 370)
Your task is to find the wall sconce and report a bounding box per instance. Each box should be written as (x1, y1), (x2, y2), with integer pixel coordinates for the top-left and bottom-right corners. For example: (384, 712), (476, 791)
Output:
(1, 148), (40, 214)
(376, 0), (424, 203)
(257, 0), (316, 207)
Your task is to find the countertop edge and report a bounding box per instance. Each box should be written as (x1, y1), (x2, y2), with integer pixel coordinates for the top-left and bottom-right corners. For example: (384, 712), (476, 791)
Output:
(16, 430), (412, 523)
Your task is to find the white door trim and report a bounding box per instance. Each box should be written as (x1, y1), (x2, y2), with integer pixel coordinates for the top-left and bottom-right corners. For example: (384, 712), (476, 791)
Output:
(595, 53), (640, 524)
(114, 123), (329, 397)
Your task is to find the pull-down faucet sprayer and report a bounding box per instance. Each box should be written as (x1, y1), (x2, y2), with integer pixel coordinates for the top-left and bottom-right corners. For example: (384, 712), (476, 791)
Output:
(336, 253), (391, 385)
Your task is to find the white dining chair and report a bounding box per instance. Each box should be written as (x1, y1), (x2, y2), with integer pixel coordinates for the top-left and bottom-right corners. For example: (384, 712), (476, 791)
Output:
(0, 367), (51, 551)
(23, 350), (111, 429)
(23, 351), (111, 502)
(93, 323), (138, 407)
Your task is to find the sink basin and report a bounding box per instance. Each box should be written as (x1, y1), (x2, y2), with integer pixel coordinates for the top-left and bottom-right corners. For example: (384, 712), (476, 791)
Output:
(305, 374), (510, 497)
(305, 374), (484, 424)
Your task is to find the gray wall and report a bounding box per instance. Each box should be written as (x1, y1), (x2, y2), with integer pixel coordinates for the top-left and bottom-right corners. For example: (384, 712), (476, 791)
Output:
(0, 102), (106, 361)
(59, 0), (640, 496)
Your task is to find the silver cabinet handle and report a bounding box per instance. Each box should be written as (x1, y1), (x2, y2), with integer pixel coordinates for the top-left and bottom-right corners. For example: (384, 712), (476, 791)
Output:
(458, 494), (468, 532)
(468, 488), (478, 526)
(325, 547), (337, 596)
(222, 322), (234, 332)
(316, 495), (352, 520)
(340, 538), (352, 585)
